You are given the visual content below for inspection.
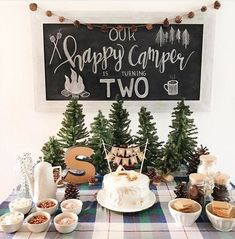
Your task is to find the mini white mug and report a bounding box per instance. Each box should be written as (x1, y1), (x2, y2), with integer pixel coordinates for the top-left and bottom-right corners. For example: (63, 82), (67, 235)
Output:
(164, 80), (178, 95)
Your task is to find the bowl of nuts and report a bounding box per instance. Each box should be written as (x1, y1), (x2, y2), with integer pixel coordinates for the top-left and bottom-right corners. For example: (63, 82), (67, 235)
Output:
(25, 211), (50, 233)
(36, 199), (58, 215)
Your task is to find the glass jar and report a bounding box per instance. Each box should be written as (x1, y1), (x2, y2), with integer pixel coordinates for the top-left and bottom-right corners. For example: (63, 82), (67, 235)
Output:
(188, 173), (206, 206)
(212, 172), (231, 202)
(197, 155), (217, 197)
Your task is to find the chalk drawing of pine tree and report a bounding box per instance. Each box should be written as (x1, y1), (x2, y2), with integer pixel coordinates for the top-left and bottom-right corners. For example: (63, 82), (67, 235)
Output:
(176, 29), (181, 43)
(165, 32), (169, 43)
(182, 29), (190, 49)
(156, 26), (165, 47)
(169, 27), (175, 44)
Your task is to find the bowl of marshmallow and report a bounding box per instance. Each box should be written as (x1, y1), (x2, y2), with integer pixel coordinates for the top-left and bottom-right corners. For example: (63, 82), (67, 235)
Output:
(0, 211), (24, 233)
(9, 197), (32, 215)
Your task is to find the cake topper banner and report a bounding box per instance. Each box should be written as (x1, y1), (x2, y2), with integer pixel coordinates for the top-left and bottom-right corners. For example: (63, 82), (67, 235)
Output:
(102, 140), (148, 173)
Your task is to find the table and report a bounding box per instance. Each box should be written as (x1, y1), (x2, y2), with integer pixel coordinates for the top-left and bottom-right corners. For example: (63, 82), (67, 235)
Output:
(0, 181), (234, 239)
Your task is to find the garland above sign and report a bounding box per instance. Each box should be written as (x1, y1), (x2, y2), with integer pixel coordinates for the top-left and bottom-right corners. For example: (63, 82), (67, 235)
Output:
(29, 1), (221, 32)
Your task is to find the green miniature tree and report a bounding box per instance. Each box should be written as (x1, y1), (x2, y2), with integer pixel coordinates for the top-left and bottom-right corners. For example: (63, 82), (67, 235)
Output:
(158, 137), (181, 174)
(159, 99), (198, 174)
(41, 136), (66, 169)
(135, 107), (163, 172)
(109, 98), (132, 147)
(57, 99), (89, 148)
(88, 110), (112, 176)
(169, 99), (198, 165)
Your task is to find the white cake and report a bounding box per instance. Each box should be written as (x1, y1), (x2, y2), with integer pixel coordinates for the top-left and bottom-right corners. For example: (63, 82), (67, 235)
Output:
(102, 170), (151, 208)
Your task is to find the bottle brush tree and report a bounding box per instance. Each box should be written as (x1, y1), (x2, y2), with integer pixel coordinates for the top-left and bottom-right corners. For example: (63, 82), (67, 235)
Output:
(135, 106), (163, 172)
(158, 99), (198, 174)
(158, 137), (181, 175)
(109, 98), (132, 147)
(88, 110), (112, 176)
(57, 99), (89, 148)
(168, 99), (198, 166)
(41, 136), (66, 169)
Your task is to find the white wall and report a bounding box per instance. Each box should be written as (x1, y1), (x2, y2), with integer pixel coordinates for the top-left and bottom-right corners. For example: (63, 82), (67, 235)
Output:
(0, 0), (235, 202)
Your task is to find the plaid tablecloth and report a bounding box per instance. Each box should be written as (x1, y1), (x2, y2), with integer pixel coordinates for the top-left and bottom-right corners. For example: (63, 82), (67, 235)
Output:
(0, 181), (234, 239)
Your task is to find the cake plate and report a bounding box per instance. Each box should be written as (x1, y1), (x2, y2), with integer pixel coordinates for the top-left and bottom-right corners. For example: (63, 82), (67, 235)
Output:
(96, 190), (156, 213)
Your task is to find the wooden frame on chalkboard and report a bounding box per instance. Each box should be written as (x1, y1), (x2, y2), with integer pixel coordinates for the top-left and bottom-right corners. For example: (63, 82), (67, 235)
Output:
(30, 5), (215, 112)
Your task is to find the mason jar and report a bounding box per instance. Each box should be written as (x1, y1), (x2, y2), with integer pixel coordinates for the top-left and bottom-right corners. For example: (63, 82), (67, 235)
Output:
(197, 155), (217, 197)
(188, 173), (206, 207)
(212, 172), (231, 202)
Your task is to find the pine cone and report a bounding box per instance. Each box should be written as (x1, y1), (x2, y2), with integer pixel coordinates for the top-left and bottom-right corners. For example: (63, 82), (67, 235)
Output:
(146, 24), (153, 31)
(214, 1), (221, 9)
(163, 18), (170, 28)
(29, 3), (37, 11)
(64, 183), (80, 200)
(73, 20), (80, 28)
(187, 145), (209, 175)
(175, 16), (182, 24)
(152, 175), (161, 185)
(101, 25), (108, 33)
(59, 16), (65, 23)
(46, 10), (52, 17)
(212, 184), (230, 202)
(131, 25), (138, 33)
(116, 25), (124, 32)
(145, 168), (156, 182)
(201, 6), (207, 12)
(174, 181), (188, 198)
(188, 11), (195, 19)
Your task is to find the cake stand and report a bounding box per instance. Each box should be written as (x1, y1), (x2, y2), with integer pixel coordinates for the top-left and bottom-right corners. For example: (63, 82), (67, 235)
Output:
(96, 190), (156, 213)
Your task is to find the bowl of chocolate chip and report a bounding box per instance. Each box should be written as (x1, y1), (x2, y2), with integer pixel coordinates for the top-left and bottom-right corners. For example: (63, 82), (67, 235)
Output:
(168, 198), (202, 226)
(25, 211), (51, 233)
(36, 198), (58, 215)
(206, 201), (235, 231)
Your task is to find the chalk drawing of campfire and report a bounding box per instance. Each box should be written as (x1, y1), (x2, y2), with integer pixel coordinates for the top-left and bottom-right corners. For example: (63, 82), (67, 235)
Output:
(61, 68), (90, 98)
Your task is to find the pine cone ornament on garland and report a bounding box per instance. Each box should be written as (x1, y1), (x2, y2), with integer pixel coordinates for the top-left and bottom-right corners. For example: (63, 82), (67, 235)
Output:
(187, 145), (209, 175)
(174, 181), (188, 198)
(214, 1), (221, 10)
(64, 183), (80, 200)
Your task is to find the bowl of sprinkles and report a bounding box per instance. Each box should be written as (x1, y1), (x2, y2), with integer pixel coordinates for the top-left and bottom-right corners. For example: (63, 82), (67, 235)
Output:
(54, 212), (78, 234)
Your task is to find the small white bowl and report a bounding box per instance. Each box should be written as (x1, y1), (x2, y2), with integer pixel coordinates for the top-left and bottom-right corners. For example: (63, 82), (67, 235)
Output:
(168, 198), (202, 227)
(54, 212), (78, 234)
(61, 199), (83, 215)
(206, 203), (235, 232)
(25, 211), (51, 233)
(0, 211), (24, 233)
(9, 198), (32, 215)
(36, 198), (58, 215)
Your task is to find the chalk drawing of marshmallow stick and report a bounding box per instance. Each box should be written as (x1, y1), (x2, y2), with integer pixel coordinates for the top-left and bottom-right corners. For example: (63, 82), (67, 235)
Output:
(61, 68), (90, 98)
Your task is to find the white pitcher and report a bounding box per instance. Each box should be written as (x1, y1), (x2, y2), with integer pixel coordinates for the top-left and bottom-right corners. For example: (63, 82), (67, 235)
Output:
(24, 161), (62, 203)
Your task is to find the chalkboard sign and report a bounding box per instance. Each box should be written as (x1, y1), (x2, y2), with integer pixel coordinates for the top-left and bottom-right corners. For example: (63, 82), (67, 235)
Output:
(43, 24), (203, 101)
